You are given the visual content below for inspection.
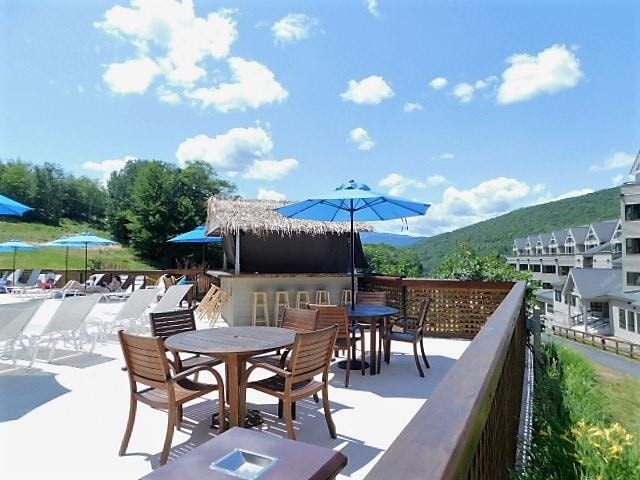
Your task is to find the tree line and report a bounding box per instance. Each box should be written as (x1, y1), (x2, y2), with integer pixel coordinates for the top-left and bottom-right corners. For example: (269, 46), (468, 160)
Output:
(0, 158), (236, 267)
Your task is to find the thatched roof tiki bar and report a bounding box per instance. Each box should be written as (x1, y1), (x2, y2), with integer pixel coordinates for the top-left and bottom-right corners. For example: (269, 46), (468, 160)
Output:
(205, 198), (373, 325)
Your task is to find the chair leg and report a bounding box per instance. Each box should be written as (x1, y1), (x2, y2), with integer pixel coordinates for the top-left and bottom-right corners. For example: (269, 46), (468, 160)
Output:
(291, 402), (296, 420)
(283, 399), (296, 440)
(160, 407), (177, 465)
(420, 337), (430, 369)
(177, 405), (183, 426)
(344, 348), (351, 388)
(313, 393), (319, 403)
(217, 385), (227, 434)
(322, 384), (337, 439)
(360, 335), (365, 376)
(277, 400), (283, 418)
(119, 396), (137, 456)
(384, 337), (391, 364)
(412, 342), (425, 377)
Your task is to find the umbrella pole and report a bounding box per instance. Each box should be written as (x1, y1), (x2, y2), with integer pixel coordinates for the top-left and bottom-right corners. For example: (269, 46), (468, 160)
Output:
(350, 202), (355, 311)
(12, 248), (16, 280)
(65, 247), (69, 283)
(84, 245), (88, 284)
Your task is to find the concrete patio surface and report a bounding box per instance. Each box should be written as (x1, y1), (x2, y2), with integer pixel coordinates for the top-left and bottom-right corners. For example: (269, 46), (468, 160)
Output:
(0, 295), (469, 479)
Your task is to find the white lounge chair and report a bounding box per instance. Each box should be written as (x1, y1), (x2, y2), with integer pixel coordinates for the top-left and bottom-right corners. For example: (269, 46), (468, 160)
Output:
(103, 287), (160, 336)
(0, 300), (44, 365)
(152, 284), (193, 313)
(5, 269), (23, 286)
(28, 294), (101, 367)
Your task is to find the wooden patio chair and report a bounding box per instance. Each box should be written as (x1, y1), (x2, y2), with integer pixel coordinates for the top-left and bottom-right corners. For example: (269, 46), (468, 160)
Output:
(118, 331), (226, 466)
(245, 325), (338, 440)
(194, 284), (229, 326)
(383, 297), (431, 377)
(310, 304), (365, 387)
(149, 308), (221, 376)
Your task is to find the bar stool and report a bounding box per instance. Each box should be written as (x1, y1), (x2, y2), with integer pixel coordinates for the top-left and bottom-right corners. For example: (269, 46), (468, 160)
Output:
(296, 290), (311, 309)
(252, 292), (270, 326)
(273, 291), (290, 327)
(341, 289), (352, 306)
(315, 289), (331, 305)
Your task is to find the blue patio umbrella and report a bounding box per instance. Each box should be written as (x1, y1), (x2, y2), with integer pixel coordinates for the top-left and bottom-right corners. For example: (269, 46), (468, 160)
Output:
(0, 194), (33, 217)
(49, 232), (117, 282)
(0, 240), (39, 277)
(41, 238), (88, 282)
(276, 180), (430, 310)
(168, 225), (222, 266)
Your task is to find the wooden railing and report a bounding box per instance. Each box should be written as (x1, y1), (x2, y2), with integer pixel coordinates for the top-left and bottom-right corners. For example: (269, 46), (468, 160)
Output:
(359, 275), (515, 339)
(552, 325), (638, 359)
(365, 281), (527, 480)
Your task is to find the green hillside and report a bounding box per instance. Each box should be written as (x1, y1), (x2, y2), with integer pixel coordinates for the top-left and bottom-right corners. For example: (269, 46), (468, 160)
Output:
(411, 187), (620, 275)
(0, 218), (153, 270)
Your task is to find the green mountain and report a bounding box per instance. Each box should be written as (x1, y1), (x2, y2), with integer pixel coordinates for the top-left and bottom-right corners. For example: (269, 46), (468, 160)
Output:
(411, 187), (620, 275)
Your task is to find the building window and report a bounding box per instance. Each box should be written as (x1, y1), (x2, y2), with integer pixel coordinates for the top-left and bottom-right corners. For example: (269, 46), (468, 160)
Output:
(590, 302), (608, 313)
(555, 290), (562, 302)
(565, 246), (574, 254)
(626, 238), (640, 254)
(531, 264), (541, 272)
(619, 309), (626, 329)
(614, 243), (622, 254)
(625, 204), (640, 221)
(626, 272), (640, 287)
(542, 282), (552, 289)
(628, 312), (636, 333)
(548, 247), (557, 254)
(519, 264), (528, 271)
(542, 265), (556, 273)
(570, 296), (577, 307)
(560, 266), (570, 276)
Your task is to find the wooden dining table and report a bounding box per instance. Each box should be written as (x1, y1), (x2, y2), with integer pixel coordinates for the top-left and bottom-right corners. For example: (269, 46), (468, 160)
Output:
(164, 326), (296, 427)
(348, 304), (399, 375)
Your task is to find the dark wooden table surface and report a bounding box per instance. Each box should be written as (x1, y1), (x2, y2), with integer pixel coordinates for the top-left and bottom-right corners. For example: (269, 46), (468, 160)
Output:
(139, 427), (348, 480)
(348, 305), (399, 375)
(165, 326), (296, 427)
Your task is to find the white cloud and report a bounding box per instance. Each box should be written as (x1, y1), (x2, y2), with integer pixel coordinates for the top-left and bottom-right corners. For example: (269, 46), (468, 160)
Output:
(348, 128), (375, 150)
(612, 174), (625, 185)
(257, 188), (287, 201)
(439, 153), (455, 160)
(429, 77), (448, 90)
(427, 175), (448, 186)
(536, 188), (593, 204)
(176, 127), (297, 181)
(103, 56), (160, 94)
(365, 0), (380, 17)
(452, 82), (474, 103)
(82, 156), (134, 185)
(588, 151), (635, 172)
(96, 1), (237, 90)
(497, 44), (583, 104)
(185, 57), (288, 112)
(379, 173), (426, 196)
(244, 158), (299, 180)
(474, 76), (497, 91)
(403, 102), (423, 112)
(272, 13), (318, 44)
(340, 75), (394, 105)
(157, 86), (181, 104)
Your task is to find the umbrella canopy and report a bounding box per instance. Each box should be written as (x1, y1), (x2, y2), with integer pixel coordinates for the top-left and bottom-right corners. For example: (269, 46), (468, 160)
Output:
(48, 232), (117, 282)
(40, 239), (88, 282)
(276, 180), (430, 309)
(0, 240), (39, 276)
(0, 194), (33, 217)
(168, 225), (222, 267)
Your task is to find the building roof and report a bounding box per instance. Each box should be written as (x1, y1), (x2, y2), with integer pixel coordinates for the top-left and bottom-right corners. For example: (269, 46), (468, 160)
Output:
(607, 290), (640, 305)
(551, 229), (568, 245)
(565, 268), (621, 300)
(591, 219), (619, 244)
(514, 238), (527, 249)
(568, 226), (589, 244)
(582, 241), (614, 256)
(538, 232), (552, 246)
(205, 197), (374, 237)
(535, 289), (554, 303)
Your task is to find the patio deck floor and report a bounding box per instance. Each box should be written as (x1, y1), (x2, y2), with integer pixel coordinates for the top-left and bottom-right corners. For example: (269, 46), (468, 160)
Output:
(0, 296), (469, 479)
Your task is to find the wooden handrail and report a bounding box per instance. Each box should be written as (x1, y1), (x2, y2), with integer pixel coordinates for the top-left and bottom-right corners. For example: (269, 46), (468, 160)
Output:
(365, 281), (526, 480)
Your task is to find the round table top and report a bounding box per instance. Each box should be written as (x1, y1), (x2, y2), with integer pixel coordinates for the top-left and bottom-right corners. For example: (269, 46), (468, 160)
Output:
(164, 326), (296, 356)
(347, 305), (399, 317)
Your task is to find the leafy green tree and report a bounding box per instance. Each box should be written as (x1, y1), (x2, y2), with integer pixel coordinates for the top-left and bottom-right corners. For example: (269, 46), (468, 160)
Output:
(363, 243), (423, 277)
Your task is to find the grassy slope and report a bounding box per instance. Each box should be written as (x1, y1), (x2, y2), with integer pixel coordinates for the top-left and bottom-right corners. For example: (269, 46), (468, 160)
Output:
(410, 187), (620, 274)
(0, 218), (153, 270)
(596, 366), (640, 435)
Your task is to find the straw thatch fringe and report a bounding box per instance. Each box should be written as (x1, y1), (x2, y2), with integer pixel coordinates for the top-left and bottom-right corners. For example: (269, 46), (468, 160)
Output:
(206, 197), (374, 237)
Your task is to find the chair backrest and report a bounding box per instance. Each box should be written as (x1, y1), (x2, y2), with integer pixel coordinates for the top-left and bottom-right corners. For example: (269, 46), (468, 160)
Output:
(130, 275), (145, 292)
(23, 269), (42, 287)
(194, 284), (229, 325)
(152, 284), (193, 313)
(162, 275), (176, 290)
(42, 294), (100, 335)
(414, 297), (431, 333)
(114, 287), (160, 323)
(287, 326), (338, 383)
(309, 304), (349, 339)
(356, 291), (387, 306)
(7, 269), (23, 285)
(282, 307), (319, 332)
(0, 300), (44, 342)
(149, 309), (196, 340)
(118, 331), (171, 390)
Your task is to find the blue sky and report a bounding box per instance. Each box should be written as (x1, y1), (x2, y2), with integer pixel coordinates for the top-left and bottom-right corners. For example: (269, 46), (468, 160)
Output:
(1, 0), (638, 236)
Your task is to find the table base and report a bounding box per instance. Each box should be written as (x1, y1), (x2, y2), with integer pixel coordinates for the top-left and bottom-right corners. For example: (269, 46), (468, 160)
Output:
(336, 359), (369, 370)
(211, 408), (263, 429)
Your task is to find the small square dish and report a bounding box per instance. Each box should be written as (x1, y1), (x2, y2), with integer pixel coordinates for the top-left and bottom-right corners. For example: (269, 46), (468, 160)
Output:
(209, 448), (278, 479)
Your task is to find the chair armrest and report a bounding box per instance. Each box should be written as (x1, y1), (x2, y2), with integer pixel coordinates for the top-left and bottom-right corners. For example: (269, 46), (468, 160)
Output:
(385, 317), (417, 333)
(245, 362), (291, 380)
(171, 364), (223, 383)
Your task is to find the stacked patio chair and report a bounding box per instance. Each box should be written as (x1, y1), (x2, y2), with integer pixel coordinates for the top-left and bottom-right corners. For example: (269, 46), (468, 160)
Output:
(0, 300), (44, 366)
(28, 294), (101, 367)
(193, 284), (229, 326)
